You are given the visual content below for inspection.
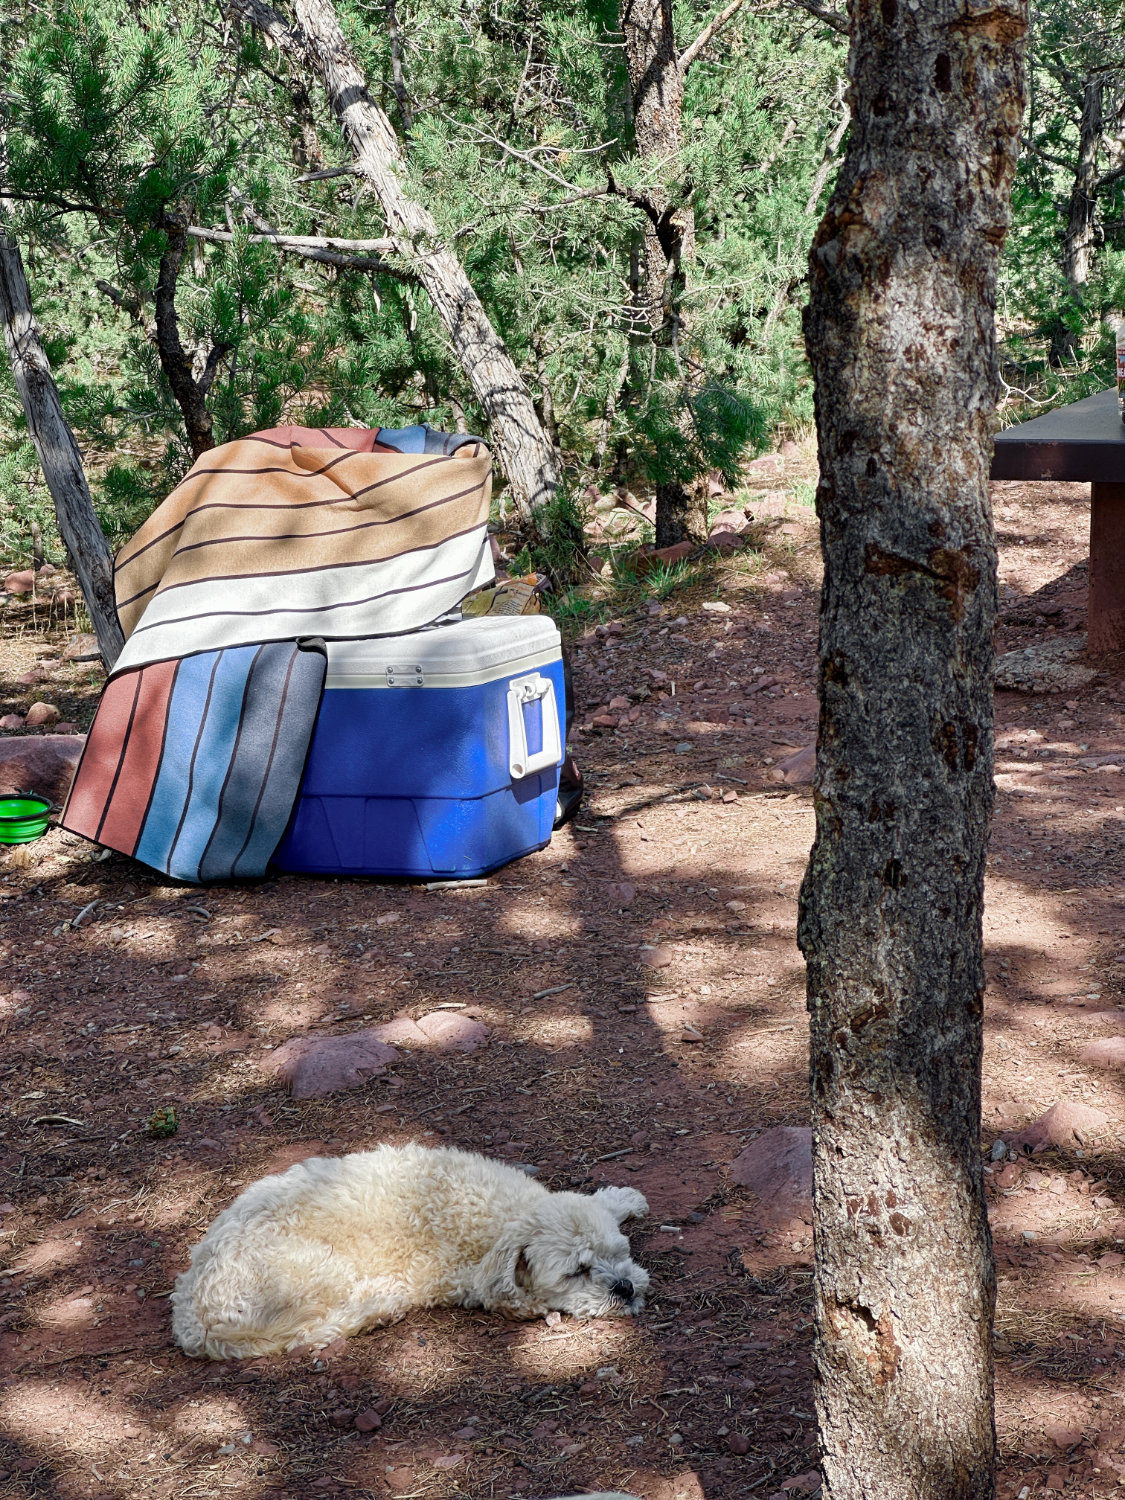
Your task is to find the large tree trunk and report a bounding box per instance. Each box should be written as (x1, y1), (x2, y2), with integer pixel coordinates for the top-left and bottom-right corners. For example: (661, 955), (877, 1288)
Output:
(797, 0), (1026, 1492)
(231, 0), (561, 534)
(1050, 74), (1103, 367)
(0, 234), (124, 669)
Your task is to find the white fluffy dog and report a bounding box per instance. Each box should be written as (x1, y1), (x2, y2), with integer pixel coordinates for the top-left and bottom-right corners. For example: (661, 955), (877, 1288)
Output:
(172, 1142), (650, 1360)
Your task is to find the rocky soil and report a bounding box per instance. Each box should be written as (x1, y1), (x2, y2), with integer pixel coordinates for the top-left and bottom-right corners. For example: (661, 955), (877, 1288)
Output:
(0, 463), (1122, 1500)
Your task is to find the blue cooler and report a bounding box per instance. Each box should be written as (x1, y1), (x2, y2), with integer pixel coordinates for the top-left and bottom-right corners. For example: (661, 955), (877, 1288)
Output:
(272, 615), (565, 878)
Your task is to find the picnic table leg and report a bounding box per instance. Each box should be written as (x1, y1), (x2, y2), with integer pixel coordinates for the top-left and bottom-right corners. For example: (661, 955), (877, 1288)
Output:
(1088, 482), (1125, 654)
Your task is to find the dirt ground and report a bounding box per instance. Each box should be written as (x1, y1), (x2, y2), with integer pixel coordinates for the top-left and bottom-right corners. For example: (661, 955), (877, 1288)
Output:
(0, 462), (1124, 1500)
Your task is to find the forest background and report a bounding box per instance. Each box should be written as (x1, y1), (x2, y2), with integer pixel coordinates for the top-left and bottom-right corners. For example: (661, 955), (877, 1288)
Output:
(0, 0), (1121, 586)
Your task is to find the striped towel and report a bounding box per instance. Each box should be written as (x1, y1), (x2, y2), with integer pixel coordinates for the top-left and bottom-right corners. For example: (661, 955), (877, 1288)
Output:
(112, 424), (494, 674)
(62, 641), (327, 883)
(62, 423), (493, 881)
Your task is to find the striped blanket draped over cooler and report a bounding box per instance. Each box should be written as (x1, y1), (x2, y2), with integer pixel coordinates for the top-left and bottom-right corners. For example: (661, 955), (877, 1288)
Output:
(61, 424), (494, 882)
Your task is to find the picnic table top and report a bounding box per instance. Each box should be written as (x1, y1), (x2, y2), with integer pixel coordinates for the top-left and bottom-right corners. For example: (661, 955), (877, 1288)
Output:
(991, 386), (1125, 483)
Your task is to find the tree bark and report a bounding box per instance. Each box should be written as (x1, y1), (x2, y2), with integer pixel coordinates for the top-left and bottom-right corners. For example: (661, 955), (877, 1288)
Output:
(0, 234), (124, 668)
(230, 0), (562, 534)
(798, 0), (1026, 1493)
(1050, 74), (1103, 366)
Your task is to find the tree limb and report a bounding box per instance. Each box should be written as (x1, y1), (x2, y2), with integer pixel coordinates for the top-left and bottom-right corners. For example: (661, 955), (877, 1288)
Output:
(788, 0), (849, 33)
(678, 0), (746, 74)
(185, 223), (412, 277)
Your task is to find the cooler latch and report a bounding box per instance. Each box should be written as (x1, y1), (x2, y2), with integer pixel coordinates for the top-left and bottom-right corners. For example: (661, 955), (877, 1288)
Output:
(386, 664), (424, 687)
(507, 673), (561, 781)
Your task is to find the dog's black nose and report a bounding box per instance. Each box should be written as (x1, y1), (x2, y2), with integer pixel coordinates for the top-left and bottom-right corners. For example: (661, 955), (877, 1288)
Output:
(611, 1279), (634, 1301)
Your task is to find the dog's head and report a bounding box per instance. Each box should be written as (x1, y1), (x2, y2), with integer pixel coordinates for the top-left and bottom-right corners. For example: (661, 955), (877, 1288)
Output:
(493, 1184), (650, 1319)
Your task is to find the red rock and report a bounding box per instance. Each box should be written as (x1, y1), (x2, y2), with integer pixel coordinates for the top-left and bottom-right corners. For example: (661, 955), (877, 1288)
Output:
(328, 1408), (355, 1428)
(0, 714), (25, 730)
(269, 1031), (400, 1099)
(354, 1409), (383, 1432)
(782, 1476), (822, 1495)
(0, 732), (84, 803)
(63, 633), (99, 661)
(1044, 1468), (1069, 1491)
(708, 530), (745, 553)
(414, 1011), (488, 1053)
(250, 1440), (279, 1455)
(726, 1433), (751, 1455)
(608, 696), (631, 712)
(1079, 1038), (1125, 1069)
(710, 508), (746, 533)
(745, 454), (782, 475)
(54, 722), (80, 735)
(1046, 1423), (1083, 1450)
(626, 540), (695, 576)
(4, 569), (35, 594)
(607, 881), (637, 907)
(25, 702), (60, 728)
(1098, 1251), (1124, 1268)
(591, 714), (619, 729)
(993, 1163), (1021, 1189)
(15, 668), (45, 687)
(36, 563), (56, 578)
(730, 1126), (812, 1225)
(1010, 1100), (1110, 1152)
(370, 1015), (428, 1046)
(771, 744), (815, 786)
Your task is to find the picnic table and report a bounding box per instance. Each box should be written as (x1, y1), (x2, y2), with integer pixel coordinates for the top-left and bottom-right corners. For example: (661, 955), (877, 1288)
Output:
(991, 386), (1125, 653)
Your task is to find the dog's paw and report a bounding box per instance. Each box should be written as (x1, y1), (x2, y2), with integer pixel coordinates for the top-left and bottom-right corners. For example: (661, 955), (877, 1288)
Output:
(594, 1185), (648, 1222)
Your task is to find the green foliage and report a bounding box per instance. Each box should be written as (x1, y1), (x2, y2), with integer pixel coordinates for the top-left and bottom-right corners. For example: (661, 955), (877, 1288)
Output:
(0, 0), (850, 569)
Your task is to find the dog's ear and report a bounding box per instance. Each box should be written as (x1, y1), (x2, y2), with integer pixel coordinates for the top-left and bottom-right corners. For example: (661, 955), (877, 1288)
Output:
(514, 1248), (534, 1290)
(594, 1185), (648, 1223)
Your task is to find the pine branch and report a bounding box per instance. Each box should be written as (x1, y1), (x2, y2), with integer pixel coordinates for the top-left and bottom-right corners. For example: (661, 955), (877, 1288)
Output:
(678, 0), (746, 74)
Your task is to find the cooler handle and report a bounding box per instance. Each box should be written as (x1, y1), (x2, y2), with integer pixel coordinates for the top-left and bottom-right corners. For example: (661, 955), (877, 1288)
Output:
(507, 672), (561, 780)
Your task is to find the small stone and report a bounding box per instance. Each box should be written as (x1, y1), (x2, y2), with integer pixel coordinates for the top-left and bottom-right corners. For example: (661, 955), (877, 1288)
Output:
(607, 881), (637, 907)
(15, 668), (46, 687)
(726, 1433), (751, 1455)
(1093, 1195), (1115, 1210)
(990, 1139), (1007, 1161)
(1098, 1251), (1124, 1268)
(608, 696), (631, 712)
(63, 633), (99, 661)
(0, 714), (25, 730)
(328, 1409), (354, 1429)
(782, 1474), (822, 1494)
(771, 743), (815, 786)
(680, 1025), (704, 1043)
(701, 600), (732, 614)
(24, 702), (60, 728)
(726, 899), (747, 913)
(708, 531), (745, 553)
(640, 945), (673, 969)
(4, 569), (35, 594)
(353, 1410), (382, 1432)
(375, 912), (402, 926)
(592, 714), (619, 729)
(54, 722), (80, 735)
(413, 1011), (489, 1053)
(669, 1432), (684, 1446)
(674, 741), (694, 755)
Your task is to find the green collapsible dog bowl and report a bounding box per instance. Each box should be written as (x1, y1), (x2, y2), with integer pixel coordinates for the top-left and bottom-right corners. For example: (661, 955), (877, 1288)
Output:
(0, 795), (51, 844)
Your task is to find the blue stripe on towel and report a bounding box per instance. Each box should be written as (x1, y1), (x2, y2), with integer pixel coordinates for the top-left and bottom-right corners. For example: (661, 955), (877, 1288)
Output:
(135, 647), (256, 877)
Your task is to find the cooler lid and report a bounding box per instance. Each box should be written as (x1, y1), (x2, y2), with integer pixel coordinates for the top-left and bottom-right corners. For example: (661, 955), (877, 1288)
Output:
(324, 614), (561, 688)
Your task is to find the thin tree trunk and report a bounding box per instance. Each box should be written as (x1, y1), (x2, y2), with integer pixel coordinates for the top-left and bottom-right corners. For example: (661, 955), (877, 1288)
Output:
(230, 0), (561, 533)
(798, 0), (1026, 1493)
(1050, 74), (1103, 366)
(154, 217), (227, 460)
(0, 235), (124, 668)
(621, 0), (704, 546)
